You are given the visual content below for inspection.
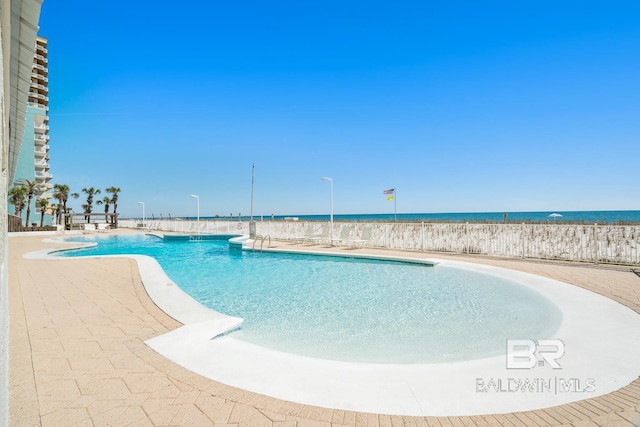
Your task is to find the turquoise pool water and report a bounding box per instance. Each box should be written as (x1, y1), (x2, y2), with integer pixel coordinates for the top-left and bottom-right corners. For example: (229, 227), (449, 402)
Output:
(59, 234), (562, 363)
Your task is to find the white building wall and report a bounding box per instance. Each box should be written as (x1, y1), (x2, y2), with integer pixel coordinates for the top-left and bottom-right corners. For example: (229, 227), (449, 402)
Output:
(1, 1), (45, 425)
(1, 12), (10, 427)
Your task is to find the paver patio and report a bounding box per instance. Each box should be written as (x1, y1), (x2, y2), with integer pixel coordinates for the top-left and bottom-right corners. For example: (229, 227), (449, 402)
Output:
(8, 231), (640, 426)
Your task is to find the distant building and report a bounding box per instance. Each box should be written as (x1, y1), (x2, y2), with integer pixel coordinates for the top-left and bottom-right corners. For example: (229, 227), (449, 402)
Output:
(30, 37), (53, 200)
(12, 35), (53, 226)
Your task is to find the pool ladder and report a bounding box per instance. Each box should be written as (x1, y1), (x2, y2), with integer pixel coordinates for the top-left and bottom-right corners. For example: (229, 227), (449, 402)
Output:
(252, 235), (270, 252)
(189, 234), (202, 242)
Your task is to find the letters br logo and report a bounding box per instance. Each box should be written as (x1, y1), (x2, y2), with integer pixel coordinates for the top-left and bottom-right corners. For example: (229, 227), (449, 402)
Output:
(506, 339), (565, 369)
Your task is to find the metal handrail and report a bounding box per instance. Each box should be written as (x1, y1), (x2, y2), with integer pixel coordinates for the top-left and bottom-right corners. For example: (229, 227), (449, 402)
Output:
(251, 235), (271, 252)
(261, 235), (270, 252)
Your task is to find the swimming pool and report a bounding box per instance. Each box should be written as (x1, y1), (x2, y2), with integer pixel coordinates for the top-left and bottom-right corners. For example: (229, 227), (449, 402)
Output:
(59, 234), (561, 363)
(39, 232), (640, 416)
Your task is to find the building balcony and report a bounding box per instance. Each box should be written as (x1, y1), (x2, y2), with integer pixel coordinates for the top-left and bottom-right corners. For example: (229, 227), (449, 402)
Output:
(27, 102), (48, 112)
(34, 124), (49, 133)
(31, 83), (48, 92)
(28, 97), (49, 107)
(35, 171), (53, 181)
(31, 73), (47, 83)
(33, 64), (48, 73)
(29, 93), (48, 101)
(34, 135), (50, 145)
(34, 57), (48, 67)
(35, 160), (50, 170)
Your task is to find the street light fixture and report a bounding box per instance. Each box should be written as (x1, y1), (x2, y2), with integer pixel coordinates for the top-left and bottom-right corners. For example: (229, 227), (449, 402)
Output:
(189, 194), (200, 234)
(320, 177), (333, 244)
(137, 201), (145, 228)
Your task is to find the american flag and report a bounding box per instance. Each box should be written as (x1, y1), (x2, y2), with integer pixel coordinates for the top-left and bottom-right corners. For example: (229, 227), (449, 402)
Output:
(383, 188), (395, 195)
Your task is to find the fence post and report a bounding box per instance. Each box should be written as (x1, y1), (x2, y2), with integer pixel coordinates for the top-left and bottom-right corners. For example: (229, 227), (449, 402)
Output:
(465, 222), (469, 254)
(593, 223), (598, 264)
(421, 222), (425, 252)
(521, 223), (525, 258)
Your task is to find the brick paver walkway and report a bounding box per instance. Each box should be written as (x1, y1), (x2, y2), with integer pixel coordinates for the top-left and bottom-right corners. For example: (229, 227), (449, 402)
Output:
(8, 232), (640, 426)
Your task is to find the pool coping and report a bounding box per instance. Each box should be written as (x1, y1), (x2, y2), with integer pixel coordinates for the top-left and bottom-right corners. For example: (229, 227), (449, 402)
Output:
(23, 233), (640, 418)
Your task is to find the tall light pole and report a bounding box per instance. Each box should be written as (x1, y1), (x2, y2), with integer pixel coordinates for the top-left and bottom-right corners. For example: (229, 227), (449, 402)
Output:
(189, 194), (200, 234)
(137, 201), (145, 228)
(320, 177), (333, 244)
(249, 163), (256, 237)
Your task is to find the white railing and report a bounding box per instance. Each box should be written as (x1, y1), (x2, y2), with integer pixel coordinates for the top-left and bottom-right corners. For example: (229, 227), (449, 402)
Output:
(29, 93), (49, 102)
(120, 219), (248, 235)
(31, 73), (48, 82)
(117, 220), (640, 266)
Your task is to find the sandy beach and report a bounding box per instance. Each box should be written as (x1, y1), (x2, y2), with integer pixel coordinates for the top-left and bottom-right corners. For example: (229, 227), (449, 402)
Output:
(8, 230), (640, 426)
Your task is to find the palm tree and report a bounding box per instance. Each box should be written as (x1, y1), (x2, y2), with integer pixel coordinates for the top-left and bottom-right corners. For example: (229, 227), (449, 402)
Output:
(82, 187), (101, 223)
(106, 186), (121, 227)
(53, 184), (79, 225)
(96, 196), (113, 223)
(48, 203), (59, 225)
(18, 179), (40, 227)
(53, 204), (63, 225)
(38, 198), (49, 227)
(81, 204), (90, 222)
(8, 185), (27, 218)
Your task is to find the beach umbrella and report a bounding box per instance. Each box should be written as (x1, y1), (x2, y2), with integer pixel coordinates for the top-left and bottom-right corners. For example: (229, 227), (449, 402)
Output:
(548, 213), (562, 222)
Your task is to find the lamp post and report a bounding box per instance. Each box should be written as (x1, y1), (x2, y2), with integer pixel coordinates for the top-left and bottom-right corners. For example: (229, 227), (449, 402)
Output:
(137, 201), (145, 228)
(189, 194), (200, 234)
(249, 163), (256, 237)
(320, 177), (333, 244)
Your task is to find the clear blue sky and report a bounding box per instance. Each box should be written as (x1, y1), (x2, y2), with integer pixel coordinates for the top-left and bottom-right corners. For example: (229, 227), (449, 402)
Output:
(39, 1), (640, 218)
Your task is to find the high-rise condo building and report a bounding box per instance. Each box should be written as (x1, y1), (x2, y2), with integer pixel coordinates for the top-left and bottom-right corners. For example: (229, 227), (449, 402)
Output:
(12, 35), (53, 226)
(31, 36), (52, 198)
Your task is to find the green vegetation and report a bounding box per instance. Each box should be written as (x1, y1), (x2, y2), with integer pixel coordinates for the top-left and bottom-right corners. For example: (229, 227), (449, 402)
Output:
(8, 182), (122, 231)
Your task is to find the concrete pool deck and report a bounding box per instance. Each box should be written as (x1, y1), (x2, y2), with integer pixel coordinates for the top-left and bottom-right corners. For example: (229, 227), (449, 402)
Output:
(8, 230), (640, 426)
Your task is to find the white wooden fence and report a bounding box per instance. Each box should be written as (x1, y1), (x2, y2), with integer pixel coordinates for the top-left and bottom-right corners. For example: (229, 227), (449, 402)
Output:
(118, 219), (640, 266)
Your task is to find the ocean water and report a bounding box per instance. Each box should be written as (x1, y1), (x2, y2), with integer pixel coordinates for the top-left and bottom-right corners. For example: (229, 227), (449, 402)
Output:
(195, 210), (640, 224)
